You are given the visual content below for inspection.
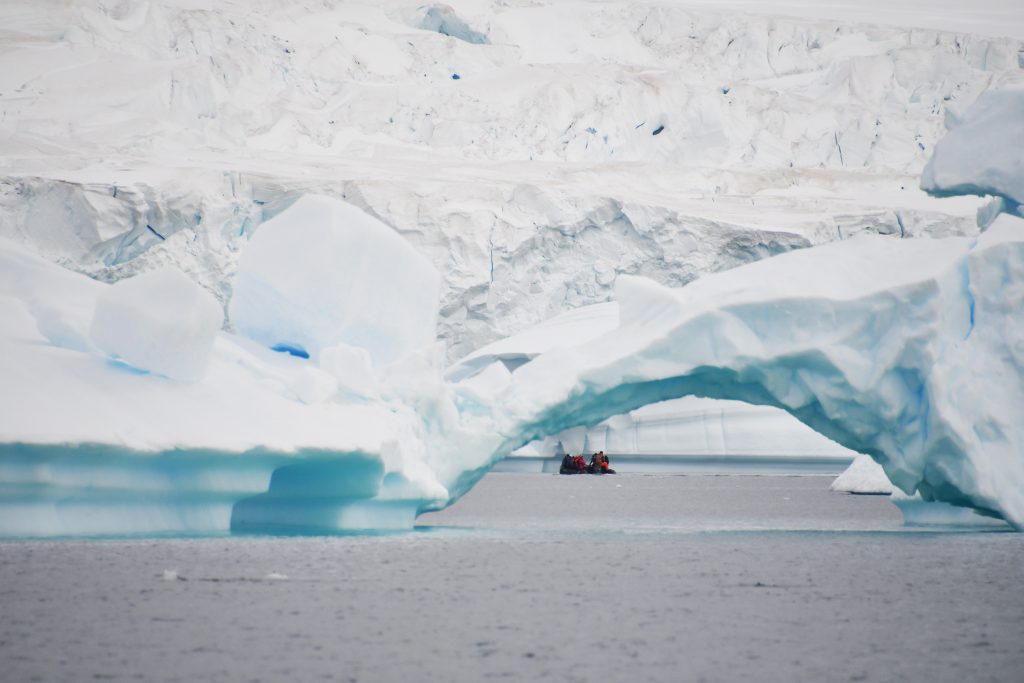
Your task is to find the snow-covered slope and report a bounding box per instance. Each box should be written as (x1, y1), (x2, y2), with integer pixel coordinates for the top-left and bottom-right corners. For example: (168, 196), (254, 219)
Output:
(2, 0), (1021, 359)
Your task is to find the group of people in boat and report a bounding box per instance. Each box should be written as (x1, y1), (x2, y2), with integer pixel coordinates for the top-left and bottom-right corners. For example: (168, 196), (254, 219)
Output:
(559, 450), (616, 475)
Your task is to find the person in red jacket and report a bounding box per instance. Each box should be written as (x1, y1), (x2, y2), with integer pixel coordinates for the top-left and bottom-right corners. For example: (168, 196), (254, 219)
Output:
(589, 451), (615, 474)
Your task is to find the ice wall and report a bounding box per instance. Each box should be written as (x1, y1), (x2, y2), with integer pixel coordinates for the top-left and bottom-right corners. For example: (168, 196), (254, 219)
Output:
(1, 0), (1016, 361)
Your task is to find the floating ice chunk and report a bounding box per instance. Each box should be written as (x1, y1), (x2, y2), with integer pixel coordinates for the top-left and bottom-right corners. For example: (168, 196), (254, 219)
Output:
(90, 266), (223, 382)
(830, 454), (894, 494)
(921, 88), (1024, 211)
(230, 195), (441, 366)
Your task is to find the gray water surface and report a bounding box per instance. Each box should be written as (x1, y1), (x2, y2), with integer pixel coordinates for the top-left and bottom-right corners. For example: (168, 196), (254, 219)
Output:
(2, 474), (1021, 682)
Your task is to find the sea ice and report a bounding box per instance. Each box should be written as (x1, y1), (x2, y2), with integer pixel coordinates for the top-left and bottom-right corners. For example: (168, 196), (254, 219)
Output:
(229, 195), (441, 366)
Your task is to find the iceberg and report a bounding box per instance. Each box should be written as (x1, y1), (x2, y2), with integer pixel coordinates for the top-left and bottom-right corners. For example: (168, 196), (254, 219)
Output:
(0, 235), (444, 537)
(830, 454), (894, 495)
(465, 214), (1024, 527)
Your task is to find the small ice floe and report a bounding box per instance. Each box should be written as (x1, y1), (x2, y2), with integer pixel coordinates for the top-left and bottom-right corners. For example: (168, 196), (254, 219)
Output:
(264, 572), (289, 581)
(161, 569), (186, 581)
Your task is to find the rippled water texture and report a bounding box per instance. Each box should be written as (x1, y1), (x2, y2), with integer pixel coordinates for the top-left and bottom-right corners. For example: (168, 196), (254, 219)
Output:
(2, 474), (1021, 682)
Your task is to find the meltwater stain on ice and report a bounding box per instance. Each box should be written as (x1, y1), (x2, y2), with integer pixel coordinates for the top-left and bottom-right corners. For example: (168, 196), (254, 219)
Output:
(271, 343), (310, 359)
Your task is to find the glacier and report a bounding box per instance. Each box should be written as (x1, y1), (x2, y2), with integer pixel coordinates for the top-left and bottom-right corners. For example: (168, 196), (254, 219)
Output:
(3, 0), (1021, 360)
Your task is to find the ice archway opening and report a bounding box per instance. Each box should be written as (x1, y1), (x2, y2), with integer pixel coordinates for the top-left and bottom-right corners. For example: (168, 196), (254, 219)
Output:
(440, 217), (1024, 529)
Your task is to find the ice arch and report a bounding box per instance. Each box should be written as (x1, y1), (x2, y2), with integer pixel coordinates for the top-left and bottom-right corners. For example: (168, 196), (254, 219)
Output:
(442, 215), (1024, 528)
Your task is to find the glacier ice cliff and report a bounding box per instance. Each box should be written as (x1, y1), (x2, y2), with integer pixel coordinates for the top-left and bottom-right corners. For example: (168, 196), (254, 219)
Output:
(2, 0), (1019, 360)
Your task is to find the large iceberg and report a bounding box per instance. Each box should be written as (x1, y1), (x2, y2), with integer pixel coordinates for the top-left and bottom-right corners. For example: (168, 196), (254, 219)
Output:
(0, 220), (447, 536)
(452, 213), (1024, 525)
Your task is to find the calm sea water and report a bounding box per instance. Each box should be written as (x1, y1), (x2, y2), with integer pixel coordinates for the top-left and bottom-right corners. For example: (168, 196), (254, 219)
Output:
(2, 474), (1021, 682)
